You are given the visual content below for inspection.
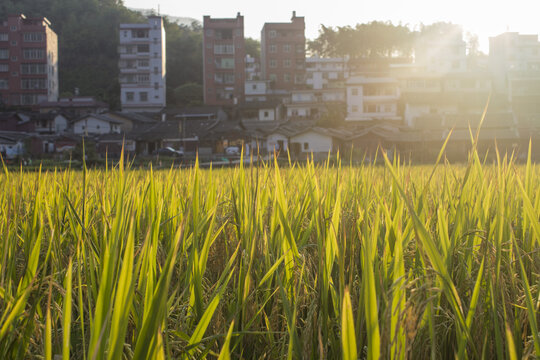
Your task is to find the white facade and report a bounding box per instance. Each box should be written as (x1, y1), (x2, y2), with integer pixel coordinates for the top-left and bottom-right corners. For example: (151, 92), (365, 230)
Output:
(119, 16), (166, 112)
(258, 108), (275, 121)
(290, 131), (333, 153)
(489, 32), (540, 92)
(346, 76), (401, 121)
(73, 116), (121, 135)
(306, 56), (347, 89)
(266, 133), (288, 153)
(245, 80), (269, 102)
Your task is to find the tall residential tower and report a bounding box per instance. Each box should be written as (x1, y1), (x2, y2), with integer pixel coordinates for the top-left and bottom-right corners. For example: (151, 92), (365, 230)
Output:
(261, 12), (306, 92)
(0, 14), (58, 107)
(118, 16), (166, 112)
(203, 13), (245, 106)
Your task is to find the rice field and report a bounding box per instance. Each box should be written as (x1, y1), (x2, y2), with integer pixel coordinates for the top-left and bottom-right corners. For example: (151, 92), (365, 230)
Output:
(0, 144), (539, 359)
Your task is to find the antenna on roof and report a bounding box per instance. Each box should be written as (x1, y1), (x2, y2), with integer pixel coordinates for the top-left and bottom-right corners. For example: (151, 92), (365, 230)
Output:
(158, 4), (160, 15)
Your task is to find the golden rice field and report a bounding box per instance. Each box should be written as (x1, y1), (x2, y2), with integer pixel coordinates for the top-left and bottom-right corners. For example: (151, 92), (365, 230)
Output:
(0, 147), (539, 359)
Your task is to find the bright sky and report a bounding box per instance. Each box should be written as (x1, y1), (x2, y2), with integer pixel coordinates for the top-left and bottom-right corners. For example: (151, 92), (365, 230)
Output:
(123, 0), (540, 53)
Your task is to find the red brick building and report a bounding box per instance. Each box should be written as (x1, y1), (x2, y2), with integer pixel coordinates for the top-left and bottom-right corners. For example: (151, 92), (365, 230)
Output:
(0, 14), (59, 107)
(203, 13), (245, 106)
(261, 12), (306, 92)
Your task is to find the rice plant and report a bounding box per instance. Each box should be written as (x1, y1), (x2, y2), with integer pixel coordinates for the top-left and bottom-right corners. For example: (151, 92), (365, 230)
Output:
(0, 143), (538, 359)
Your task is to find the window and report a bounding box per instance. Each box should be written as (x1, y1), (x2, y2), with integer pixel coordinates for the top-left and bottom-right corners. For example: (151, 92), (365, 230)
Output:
(269, 74), (277, 82)
(264, 111), (269, 117)
(351, 88), (358, 96)
(21, 78), (47, 89)
(10, 40), (16, 46)
(10, 26), (17, 31)
(138, 59), (149, 67)
(0, 79), (8, 89)
(214, 44), (234, 54)
(0, 64), (8, 72)
(296, 44), (304, 53)
(21, 64), (46, 74)
(283, 44), (290, 52)
(363, 104), (376, 113)
(215, 29), (233, 40)
(137, 44), (149, 53)
(154, 66), (159, 74)
(0, 33), (8, 41)
(0, 49), (8, 59)
(126, 92), (134, 101)
(139, 92), (148, 101)
(137, 74), (149, 84)
(269, 44), (277, 53)
(294, 74), (304, 84)
(123, 30), (128, 37)
(205, 29), (213, 36)
(269, 59), (277, 68)
(11, 56), (17, 61)
(296, 59), (304, 69)
(269, 30), (276, 38)
(303, 142), (309, 150)
(23, 33), (44, 42)
(154, 82), (159, 90)
(284, 73), (290, 82)
(252, 84), (257, 90)
(23, 48), (44, 59)
(283, 59), (291, 67)
(21, 94), (39, 105)
(11, 71), (17, 76)
(352, 105), (358, 112)
(131, 30), (148, 38)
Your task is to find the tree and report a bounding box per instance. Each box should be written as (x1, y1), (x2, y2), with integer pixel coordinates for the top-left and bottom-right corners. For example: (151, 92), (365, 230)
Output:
(245, 37), (260, 59)
(173, 83), (203, 106)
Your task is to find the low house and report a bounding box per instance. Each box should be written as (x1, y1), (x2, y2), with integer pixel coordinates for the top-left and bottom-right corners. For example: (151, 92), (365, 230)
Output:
(239, 100), (282, 122)
(72, 114), (123, 135)
(31, 113), (69, 134)
(39, 96), (109, 118)
(0, 131), (29, 159)
(101, 111), (157, 132)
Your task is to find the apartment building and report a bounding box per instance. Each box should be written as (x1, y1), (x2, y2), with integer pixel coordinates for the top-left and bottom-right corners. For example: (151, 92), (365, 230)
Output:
(346, 76), (401, 122)
(203, 13), (245, 106)
(118, 16), (166, 112)
(305, 56), (348, 90)
(489, 32), (540, 119)
(261, 12), (306, 92)
(0, 14), (58, 107)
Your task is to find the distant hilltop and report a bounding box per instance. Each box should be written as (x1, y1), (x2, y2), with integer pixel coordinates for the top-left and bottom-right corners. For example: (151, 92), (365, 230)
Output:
(128, 7), (200, 27)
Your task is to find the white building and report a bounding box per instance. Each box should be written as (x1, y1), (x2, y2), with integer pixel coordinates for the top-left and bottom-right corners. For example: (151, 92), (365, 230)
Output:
(489, 32), (540, 95)
(305, 56), (348, 90)
(286, 88), (345, 118)
(346, 76), (401, 122)
(118, 16), (166, 112)
(245, 80), (269, 102)
(73, 114), (122, 135)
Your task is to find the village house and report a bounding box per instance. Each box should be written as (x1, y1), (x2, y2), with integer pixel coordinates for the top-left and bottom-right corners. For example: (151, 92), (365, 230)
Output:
(72, 114), (122, 135)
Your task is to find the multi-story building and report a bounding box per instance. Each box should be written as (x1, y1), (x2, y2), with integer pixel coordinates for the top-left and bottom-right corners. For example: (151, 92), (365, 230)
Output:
(203, 13), (245, 106)
(489, 32), (540, 120)
(345, 76), (401, 122)
(261, 12), (305, 92)
(118, 16), (166, 112)
(0, 14), (58, 107)
(305, 56), (348, 90)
